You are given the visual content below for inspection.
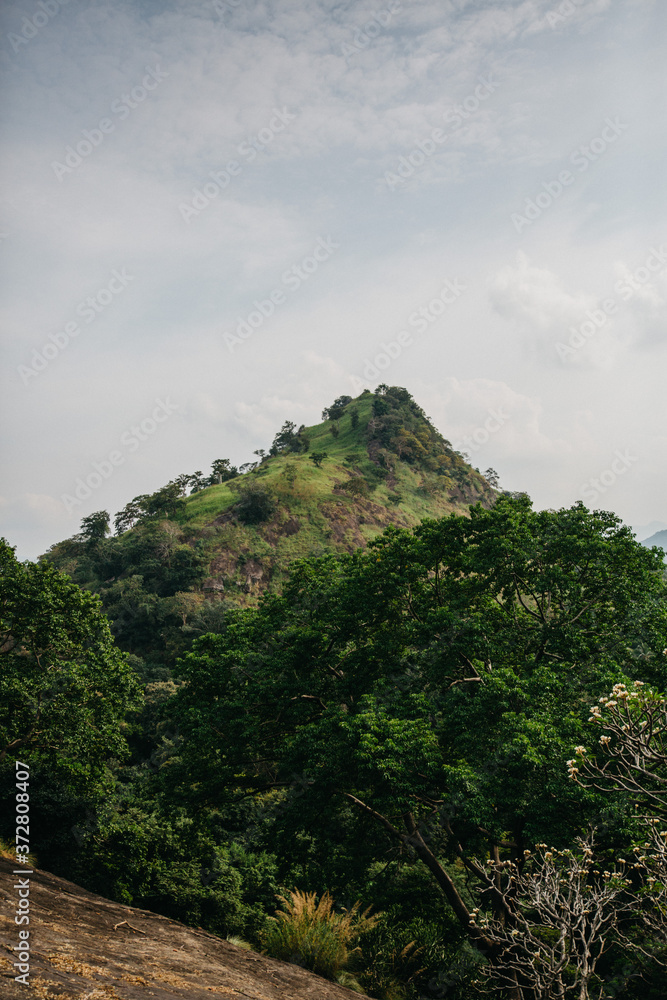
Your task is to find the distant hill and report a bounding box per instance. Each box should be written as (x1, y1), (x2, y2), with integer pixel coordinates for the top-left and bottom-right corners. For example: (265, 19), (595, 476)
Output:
(640, 529), (667, 554)
(44, 386), (496, 602)
(41, 386), (501, 674)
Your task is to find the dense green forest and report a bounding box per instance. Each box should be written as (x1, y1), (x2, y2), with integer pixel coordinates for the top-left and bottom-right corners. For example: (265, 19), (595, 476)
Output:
(2, 387), (667, 999)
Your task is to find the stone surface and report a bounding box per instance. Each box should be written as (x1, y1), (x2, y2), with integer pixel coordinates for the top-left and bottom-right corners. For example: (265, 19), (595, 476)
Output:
(0, 858), (363, 999)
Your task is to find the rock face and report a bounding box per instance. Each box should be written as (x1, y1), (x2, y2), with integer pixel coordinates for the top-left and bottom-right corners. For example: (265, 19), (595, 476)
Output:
(0, 858), (363, 999)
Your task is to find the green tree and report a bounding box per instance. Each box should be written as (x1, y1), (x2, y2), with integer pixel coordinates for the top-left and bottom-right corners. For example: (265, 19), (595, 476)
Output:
(281, 463), (298, 490)
(309, 451), (327, 468)
(270, 420), (300, 455)
(234, 483), (277, 525)
(78, 510), (110, 542)
(210, 458), (238, 484)
(0, 537), (142, 780)
(169, 498), (667, 979)
(322, 395), (352, 421)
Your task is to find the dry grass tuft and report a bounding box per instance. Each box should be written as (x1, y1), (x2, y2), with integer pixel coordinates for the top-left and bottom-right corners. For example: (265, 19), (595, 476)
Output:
(261, 888), (377, 981)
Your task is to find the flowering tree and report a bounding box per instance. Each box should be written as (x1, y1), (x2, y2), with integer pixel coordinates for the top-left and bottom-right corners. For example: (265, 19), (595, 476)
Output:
(568, 681), (667, 817)
(472, 839), (634, 999)
(568, 680), (667, 962)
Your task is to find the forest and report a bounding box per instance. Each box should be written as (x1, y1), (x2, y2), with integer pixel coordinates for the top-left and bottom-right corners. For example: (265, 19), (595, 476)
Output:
(2, 388), (667, 1000)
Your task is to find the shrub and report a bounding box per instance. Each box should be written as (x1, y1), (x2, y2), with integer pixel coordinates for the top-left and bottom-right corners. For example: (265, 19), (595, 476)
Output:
(261, 889), (377, 981)
(338, 478), (370, 499)
(235, 484), (277, 525)
(322, 395), (352, 421)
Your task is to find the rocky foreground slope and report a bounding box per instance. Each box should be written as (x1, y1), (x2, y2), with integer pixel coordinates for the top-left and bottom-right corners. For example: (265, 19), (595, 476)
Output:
(0, 858), (363, 1000)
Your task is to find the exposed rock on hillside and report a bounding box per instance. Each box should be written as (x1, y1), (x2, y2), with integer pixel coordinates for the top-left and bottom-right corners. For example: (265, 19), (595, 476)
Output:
(0, 858), (365, 1000)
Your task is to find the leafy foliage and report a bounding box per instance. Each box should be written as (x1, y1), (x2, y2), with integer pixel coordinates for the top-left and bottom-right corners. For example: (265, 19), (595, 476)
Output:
(322, 395), (353, 421)
(233, 482), (277, 525)
(170, 497), (667, 987)
(0, 537), (142, 782)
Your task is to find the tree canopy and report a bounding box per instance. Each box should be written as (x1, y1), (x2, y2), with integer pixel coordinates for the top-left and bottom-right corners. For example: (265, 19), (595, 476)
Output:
(0, 537), (142, 784)
(169, 496), (667, 981)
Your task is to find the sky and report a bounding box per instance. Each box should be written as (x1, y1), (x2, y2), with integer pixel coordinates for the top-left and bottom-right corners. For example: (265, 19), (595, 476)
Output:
(1, 0), (666, 561)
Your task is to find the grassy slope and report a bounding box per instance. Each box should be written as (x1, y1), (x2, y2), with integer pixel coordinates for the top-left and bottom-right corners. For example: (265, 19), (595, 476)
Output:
(178, 392), (492, 601)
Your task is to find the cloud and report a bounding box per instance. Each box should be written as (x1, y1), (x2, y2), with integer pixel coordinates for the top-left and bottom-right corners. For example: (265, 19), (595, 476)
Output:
(1, 0), (665, 559)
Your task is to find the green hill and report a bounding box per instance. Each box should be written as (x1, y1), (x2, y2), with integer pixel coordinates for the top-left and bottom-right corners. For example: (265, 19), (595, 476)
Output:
(640, 529), (667, 559)
(43, 386), (497, 672)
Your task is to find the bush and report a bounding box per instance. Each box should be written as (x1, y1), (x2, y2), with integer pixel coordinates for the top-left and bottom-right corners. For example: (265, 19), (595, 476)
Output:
(338, 478), (370, 499)
(351, 916), (468, 1000)
(322, 396), (352, 421)
(261, 889), (377, 981)
(235, 484), (277, 525)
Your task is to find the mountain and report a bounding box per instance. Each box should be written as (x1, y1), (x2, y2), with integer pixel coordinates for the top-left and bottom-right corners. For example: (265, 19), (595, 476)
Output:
(0, 857), (362, 1000)
(640, 529), (667, 554)
(42, 387), (498, 673)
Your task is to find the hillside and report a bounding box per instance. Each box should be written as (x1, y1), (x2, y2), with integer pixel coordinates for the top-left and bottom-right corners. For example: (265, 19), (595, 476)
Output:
(0, 858), (364, 1000)
(173, 386), (494, 595)
(640, 529), (667, 554)
(42, 387), (496, 670)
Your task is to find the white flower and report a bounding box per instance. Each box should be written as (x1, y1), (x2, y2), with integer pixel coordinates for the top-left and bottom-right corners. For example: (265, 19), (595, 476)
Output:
(575, 746), (587, 756)
(599, 735), (611, 746)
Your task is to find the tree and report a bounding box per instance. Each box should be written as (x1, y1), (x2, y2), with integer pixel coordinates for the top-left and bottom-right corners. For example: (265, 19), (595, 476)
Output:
(174, 474), (193, 496)
(234, 483), (277, 525)
(209, 459), (238, 484)
(337, 477), (369, 499)
(188, 471), (207, 493)
(270, 420), (300, 455)
(114, 495), (150, 535)
(169, 498), (666, 981)
(322, 395), (352, 421)
(281, 463), (298, 490)
(78, 510), (110, 542)
(484, 467), (500, 489)
(569, 681), (667, 957)
(475, 838), (635, 998)
(569, 681), (667, 817)
(309, 451), (328, 468)
(114, 483), (186, 535)
(144, 482), (186, 519)
(0, 538), (142, 780)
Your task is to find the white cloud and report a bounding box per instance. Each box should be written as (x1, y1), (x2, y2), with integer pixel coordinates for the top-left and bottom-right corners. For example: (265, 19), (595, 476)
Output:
(1, 0), (665, 559)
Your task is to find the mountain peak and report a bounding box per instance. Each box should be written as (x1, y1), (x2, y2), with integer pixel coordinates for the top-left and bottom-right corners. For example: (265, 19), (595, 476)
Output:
(44, 386), (496, 607)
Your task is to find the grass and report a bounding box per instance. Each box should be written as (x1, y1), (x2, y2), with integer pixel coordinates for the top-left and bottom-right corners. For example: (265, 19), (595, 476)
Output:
(261, 889), (378, 982)
(108, 389), (494, 602)
(0, 837), (38, 868)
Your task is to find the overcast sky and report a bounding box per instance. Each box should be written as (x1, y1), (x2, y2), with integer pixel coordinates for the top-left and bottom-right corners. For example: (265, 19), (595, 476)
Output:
(1, 0), (665, 560)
